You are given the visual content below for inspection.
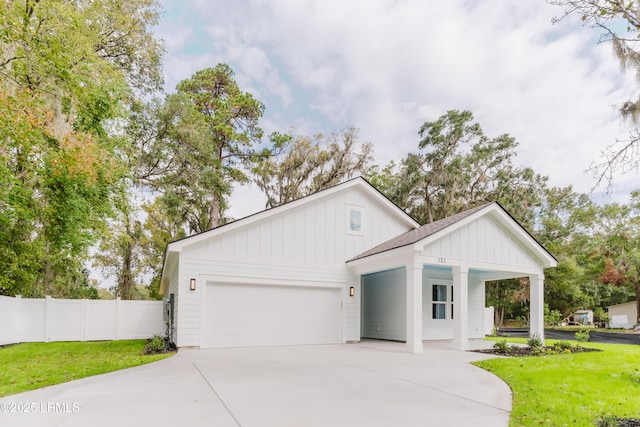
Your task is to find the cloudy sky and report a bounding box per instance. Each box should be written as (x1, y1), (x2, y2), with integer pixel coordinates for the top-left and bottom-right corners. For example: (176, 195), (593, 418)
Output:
(155, 0), (638, 219)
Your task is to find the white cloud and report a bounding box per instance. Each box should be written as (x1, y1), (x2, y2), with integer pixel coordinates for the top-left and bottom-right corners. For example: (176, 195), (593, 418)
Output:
(157, 0), (640, 219)
(155, 17), (194, 53)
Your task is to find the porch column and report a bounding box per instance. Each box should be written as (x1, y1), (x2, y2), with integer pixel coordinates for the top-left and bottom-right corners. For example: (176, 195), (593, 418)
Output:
(452, 266), (469, 350)
(529, 273), (545, 344)
(406, 257), (423, 353)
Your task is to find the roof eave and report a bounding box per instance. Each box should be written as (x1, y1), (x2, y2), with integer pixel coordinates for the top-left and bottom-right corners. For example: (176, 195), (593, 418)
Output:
(346, 246), (416, 275)
(352, 203), (558, 269)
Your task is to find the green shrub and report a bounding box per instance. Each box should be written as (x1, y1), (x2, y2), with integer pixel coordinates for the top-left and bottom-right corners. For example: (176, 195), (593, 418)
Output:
(516, 315), (528, 327)
(526, 334), (545, 356)
(544, 304), (562, 326)
(530, 346), (546, 356)
(527, 333), (543, 349)
(575, 329), (590, 343)
(553, 340), (573, 351)
(493, 339), (512, 354)
(144, 334), (166, 354)
(593, 307), (609, 327)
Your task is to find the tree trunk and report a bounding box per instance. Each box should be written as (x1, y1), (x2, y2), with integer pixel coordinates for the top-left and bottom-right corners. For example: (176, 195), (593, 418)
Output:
(120, 240), (134, 300)
(119, 217), (135, 300)
(494, 306), (505, 327)
(209, 193), (220, 230)
(424, 181), (433, 223)
(40, 258), (54, 297)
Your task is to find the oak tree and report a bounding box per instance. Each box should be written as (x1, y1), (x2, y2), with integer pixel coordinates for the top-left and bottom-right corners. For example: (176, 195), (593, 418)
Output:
(253, 127), (373, 208)
(369, 110), (547, 226)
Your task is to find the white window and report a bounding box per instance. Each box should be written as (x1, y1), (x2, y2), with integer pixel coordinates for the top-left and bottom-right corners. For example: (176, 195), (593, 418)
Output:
(350, 209), (361, 232)
(432, 284), (447, 319)
(346, 205), (364, 235)
(432, 283), (454, 320)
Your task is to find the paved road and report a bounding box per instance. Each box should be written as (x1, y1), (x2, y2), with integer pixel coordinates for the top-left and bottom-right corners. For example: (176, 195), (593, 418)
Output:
(498, 328), (640, 345)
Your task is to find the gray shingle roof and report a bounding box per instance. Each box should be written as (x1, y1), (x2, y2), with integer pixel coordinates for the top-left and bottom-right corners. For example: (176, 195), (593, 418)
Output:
(347, 203), (493, 262)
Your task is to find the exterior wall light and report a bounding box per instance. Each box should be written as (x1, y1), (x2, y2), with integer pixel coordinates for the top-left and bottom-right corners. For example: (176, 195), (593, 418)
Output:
(190, 278), (196, 291)
(349, 286), (355, 297)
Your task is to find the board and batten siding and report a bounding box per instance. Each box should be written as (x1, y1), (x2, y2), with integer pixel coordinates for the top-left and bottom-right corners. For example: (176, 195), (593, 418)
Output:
(174, 187), (413, 347)
(176, 255), (201, 347)
(196, 189), (408, 263)
(467, 277), (486, 339)
(166, 258), (179, 345)
(361, 269), (406, 341)
(420, 277), (485, 340)
(422, 215), (540, 269)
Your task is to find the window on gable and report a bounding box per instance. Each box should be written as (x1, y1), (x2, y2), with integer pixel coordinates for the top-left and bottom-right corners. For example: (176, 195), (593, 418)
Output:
(346, 205), (364, 235)
(349, 209), (361, 232)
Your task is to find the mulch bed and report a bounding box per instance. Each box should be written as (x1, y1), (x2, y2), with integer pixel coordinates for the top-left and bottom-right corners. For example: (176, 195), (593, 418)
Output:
(471, 345), (601, 357)
(599, 418), (640, 427)
(144, 346), (176, 355)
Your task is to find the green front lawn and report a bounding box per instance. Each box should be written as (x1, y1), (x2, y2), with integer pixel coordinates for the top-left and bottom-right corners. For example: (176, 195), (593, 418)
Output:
(474, 341), (640, 426)
(0, 340), (174, 397)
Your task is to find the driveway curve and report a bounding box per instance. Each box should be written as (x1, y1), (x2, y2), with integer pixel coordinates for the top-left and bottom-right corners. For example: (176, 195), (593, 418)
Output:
(0, 340), (511, 427)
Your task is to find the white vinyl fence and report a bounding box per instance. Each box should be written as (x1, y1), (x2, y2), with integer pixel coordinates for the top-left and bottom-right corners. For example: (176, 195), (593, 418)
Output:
(0, 295), (164, 346)
(484, 306), (495, 336)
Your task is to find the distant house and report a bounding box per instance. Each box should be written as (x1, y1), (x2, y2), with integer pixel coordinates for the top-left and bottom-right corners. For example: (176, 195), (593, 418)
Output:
(607, 302), (638, 329)
(573, 310), (593, 326)
(159, 177), (557, 353)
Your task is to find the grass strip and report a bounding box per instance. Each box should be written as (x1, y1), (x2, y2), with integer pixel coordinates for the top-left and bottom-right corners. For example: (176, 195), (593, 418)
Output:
(0, 340), (174, 397)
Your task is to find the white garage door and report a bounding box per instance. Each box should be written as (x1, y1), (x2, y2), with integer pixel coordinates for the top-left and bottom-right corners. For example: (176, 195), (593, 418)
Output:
(203, 283), (342, 348)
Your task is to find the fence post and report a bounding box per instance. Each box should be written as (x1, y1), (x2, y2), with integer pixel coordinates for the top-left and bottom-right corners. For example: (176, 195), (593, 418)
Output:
(484, 306), (495, 336)
(44, 296), (52, 343)
(80, 299), (87, 341)
(115, 297), (121, 340)
(15, 295), (22, 344)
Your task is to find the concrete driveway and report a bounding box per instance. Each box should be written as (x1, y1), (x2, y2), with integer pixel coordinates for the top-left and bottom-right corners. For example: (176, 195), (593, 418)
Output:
(0, 340), (511, 427)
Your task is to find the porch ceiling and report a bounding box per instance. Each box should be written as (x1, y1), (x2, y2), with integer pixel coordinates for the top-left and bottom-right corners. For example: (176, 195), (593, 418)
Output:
(421, 264), (533, 282)
(358, 263), (536, 282)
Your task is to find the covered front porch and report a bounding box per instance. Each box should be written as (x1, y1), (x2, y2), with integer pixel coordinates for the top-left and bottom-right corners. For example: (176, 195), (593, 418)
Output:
(354, 260), (546, 353)
(346, 203), (556, 353)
